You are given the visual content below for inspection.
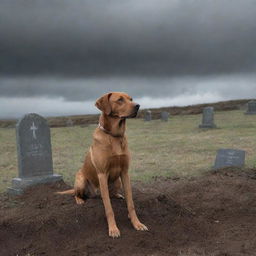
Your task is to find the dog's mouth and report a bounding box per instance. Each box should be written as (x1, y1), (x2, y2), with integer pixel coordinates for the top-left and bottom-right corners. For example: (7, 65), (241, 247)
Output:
(126, 110), (138, 118)
(120, 110), (138, 119)
(129, 111), (138, 118)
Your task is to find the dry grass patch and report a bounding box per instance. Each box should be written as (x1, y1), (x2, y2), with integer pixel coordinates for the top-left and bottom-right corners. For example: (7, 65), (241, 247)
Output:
(0, 110), (256, 193)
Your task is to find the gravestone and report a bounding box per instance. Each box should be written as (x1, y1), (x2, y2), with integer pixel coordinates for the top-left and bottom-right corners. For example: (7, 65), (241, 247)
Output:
(144, 110), (152, 121)
(214, 149), (246, 170)
(66, 119), (74, 127)
(161, 111), (169, 121)
(8, 113), (62, 195)
(199, 107), (216, 128)
(245, 100), (256, 115)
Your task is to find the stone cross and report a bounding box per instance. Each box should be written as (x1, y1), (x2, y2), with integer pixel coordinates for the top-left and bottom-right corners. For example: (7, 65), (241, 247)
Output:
(8, 113), (62, 195)
(199, 107), (217, 128)
(144, 110), (152, 121)
(161, 111), (169, 121)
(245, 100), (256, 115)
(214, 149), (246, 170)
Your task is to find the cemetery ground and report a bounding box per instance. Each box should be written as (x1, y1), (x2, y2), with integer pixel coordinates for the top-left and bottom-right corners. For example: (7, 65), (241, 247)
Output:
(0, 109), (256, 255)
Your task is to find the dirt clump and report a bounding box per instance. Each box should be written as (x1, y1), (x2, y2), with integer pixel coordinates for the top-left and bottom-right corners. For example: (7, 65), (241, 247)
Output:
(1, 168), (256, 256)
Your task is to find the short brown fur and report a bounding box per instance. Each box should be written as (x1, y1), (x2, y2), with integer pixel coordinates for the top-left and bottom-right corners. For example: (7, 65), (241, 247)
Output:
(58, 92), (148, 238)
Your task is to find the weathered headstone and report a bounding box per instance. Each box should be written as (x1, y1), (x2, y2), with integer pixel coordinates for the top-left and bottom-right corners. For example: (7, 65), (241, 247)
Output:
(66, 119), (74, 127)
(144, 110), (152, 121)
(245, 100), (256, 115)
(161, 111), (169, 121)
(8, 113), (62, 195)
(214, 149), (246, 170)
(199, 107), (216, 128)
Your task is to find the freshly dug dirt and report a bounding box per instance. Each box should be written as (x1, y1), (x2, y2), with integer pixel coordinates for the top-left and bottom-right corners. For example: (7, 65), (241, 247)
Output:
(1, 168), (256, 256)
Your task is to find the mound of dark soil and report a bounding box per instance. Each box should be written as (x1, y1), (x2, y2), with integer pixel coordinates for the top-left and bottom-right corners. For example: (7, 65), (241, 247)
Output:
(1, 168), (256, 256)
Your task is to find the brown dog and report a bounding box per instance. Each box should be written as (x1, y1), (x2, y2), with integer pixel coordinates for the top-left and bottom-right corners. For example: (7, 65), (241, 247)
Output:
(58, 92), (148, 238)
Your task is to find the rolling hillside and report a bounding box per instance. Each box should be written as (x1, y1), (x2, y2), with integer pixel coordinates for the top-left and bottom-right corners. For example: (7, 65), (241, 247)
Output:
(0, 99), (253, 128)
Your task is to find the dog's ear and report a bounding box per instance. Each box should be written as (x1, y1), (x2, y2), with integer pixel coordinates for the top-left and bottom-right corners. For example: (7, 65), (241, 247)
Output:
(95, 93), (112, 115)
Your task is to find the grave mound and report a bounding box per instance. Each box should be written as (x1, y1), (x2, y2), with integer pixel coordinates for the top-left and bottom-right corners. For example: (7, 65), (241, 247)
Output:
(1, 167), (256, 256)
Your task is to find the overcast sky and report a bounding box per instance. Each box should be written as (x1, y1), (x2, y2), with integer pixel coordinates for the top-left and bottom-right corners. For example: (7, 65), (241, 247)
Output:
(0, 0), (256, 118)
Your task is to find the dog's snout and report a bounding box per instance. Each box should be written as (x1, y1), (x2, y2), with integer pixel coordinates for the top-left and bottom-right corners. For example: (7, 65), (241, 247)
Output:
(135, 104), (140, 110)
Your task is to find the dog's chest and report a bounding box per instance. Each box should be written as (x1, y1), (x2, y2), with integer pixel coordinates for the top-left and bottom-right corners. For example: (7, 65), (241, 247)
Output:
(107, 137), (129, 177)
(109, 137), (128, 155)
(108, 154), (129, 180)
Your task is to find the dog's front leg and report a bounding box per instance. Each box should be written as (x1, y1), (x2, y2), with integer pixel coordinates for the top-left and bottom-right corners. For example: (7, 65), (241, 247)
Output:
(121, 171), (148, 231)
(98, 173), (120, 238)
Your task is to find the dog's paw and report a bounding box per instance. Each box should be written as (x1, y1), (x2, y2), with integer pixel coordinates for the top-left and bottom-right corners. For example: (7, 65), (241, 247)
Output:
(114, 193), (125, 199)
(75, 196), (86, 205)
(109, 226), (121, 238)
(133, 221), (148, 231)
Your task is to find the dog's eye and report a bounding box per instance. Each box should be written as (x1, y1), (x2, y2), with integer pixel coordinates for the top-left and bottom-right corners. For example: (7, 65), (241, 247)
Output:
(118, 98), (123, 102)
(130, 98), (133, 101)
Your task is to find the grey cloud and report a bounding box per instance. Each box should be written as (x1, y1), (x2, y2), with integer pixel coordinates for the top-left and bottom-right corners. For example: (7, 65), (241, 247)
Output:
(0, 74), (255, 102)
(0, 0), (256, 76)
(1, 74), (256, 118)
(0, 76), (191, 100)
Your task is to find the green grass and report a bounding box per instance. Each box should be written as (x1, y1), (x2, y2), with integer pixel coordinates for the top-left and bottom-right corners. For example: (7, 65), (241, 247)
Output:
(1, 110), (256, 193)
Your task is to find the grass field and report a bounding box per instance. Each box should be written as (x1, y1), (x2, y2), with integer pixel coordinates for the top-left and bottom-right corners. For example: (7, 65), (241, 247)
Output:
(1, 109), (256, 193)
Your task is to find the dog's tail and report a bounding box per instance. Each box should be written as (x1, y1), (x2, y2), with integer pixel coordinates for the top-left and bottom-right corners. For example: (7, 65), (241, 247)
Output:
(55, 189), (75, 195)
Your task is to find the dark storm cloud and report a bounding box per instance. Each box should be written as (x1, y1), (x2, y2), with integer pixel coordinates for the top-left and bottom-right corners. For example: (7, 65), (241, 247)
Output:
(0, 75), (255, 102)
(1, 75), (256, 118)
(1, 0), (256, 76)
(0, 76), (193, 100)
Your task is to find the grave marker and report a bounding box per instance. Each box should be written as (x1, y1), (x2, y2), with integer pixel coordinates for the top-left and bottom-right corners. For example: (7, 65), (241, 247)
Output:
(245, 100), (256, 115)
(8, 113), (62, 195)
(199, 107), (216, 128)
(144, 110), (152, 121)
(161, 111), (169, 121)
(66, 119), (74, 127)
(214, 149), (246, 170)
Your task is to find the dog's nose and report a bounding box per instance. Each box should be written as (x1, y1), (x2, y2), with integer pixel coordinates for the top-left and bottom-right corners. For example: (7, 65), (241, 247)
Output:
(135, 104), (140, 110)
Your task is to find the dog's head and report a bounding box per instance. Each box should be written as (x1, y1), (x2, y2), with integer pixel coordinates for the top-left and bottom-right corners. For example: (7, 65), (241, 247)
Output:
(95, 92), (140, 118)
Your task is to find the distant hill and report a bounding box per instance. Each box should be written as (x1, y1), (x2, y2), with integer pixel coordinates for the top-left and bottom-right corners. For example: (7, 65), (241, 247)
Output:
(0, 99), (253, 128)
